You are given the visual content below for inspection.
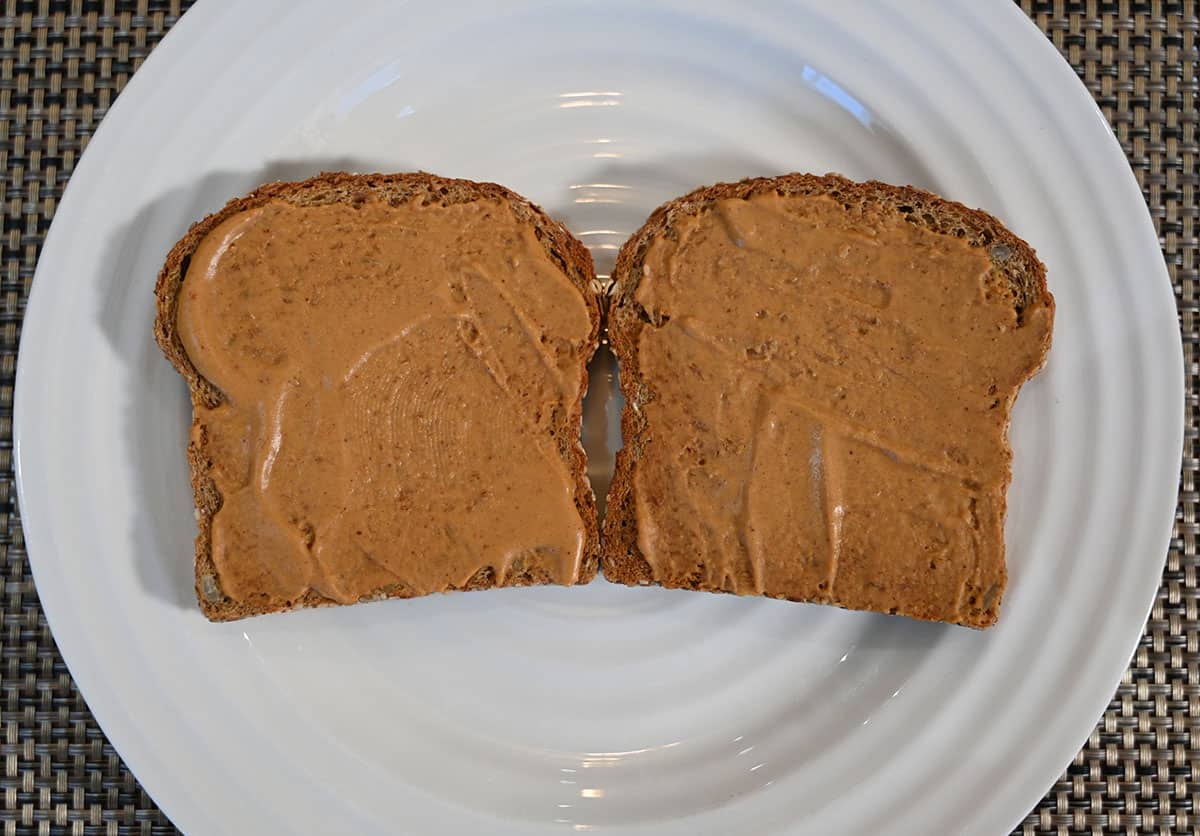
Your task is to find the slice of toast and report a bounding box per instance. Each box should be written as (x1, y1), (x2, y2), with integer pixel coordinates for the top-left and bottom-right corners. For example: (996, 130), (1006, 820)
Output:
(155, 172), (601, 621)
(602, 173), (1054, 627)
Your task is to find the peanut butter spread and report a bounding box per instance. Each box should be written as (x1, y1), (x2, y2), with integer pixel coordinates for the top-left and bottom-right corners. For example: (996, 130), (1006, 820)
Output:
(631, 193), (1052, 621)
(177, 197), (593, 605)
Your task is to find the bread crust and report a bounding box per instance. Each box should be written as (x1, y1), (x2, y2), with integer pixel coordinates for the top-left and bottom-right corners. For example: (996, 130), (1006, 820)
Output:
(154, 172), (602, 620)
(600, 172), (1054, 627)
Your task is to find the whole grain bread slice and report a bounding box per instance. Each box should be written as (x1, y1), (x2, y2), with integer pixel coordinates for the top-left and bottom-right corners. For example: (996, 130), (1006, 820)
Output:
(601, 172), (1054, 627)
(155, 172), (602, 620)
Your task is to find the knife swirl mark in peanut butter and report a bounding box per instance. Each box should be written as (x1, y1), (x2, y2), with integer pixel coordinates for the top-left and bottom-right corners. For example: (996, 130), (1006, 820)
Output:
(632, 194), (1052, 621)
(177, 198), (592, 606)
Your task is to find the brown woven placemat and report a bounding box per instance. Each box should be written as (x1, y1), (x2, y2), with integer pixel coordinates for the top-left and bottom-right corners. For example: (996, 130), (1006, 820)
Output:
(0, 1), (1194, 834)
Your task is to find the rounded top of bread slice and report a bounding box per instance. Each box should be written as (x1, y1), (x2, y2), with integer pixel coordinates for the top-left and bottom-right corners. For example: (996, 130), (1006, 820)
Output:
(611, 172), (1052, 321)
(157, 171), (601, 410)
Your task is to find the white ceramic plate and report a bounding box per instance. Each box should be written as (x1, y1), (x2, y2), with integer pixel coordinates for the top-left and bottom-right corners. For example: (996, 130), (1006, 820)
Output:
(14, 2), (1182, 834)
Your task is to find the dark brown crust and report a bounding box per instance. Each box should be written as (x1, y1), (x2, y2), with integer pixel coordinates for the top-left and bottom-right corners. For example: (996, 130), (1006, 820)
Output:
(154, 172), (602, 621)
(600, 172), (1055, 628)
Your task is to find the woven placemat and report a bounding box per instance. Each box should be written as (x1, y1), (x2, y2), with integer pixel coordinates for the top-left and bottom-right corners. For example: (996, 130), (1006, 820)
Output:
(0, 1), (1194, 834)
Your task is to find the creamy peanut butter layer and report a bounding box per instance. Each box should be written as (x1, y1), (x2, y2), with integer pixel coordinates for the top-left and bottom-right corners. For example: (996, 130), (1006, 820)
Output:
(177, 197), (593, 605)
(629, 192), (1053, 622)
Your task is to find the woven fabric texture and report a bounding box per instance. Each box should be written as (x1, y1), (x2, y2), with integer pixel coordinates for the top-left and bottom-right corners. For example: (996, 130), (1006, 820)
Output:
(0, 1), (1194, 834)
